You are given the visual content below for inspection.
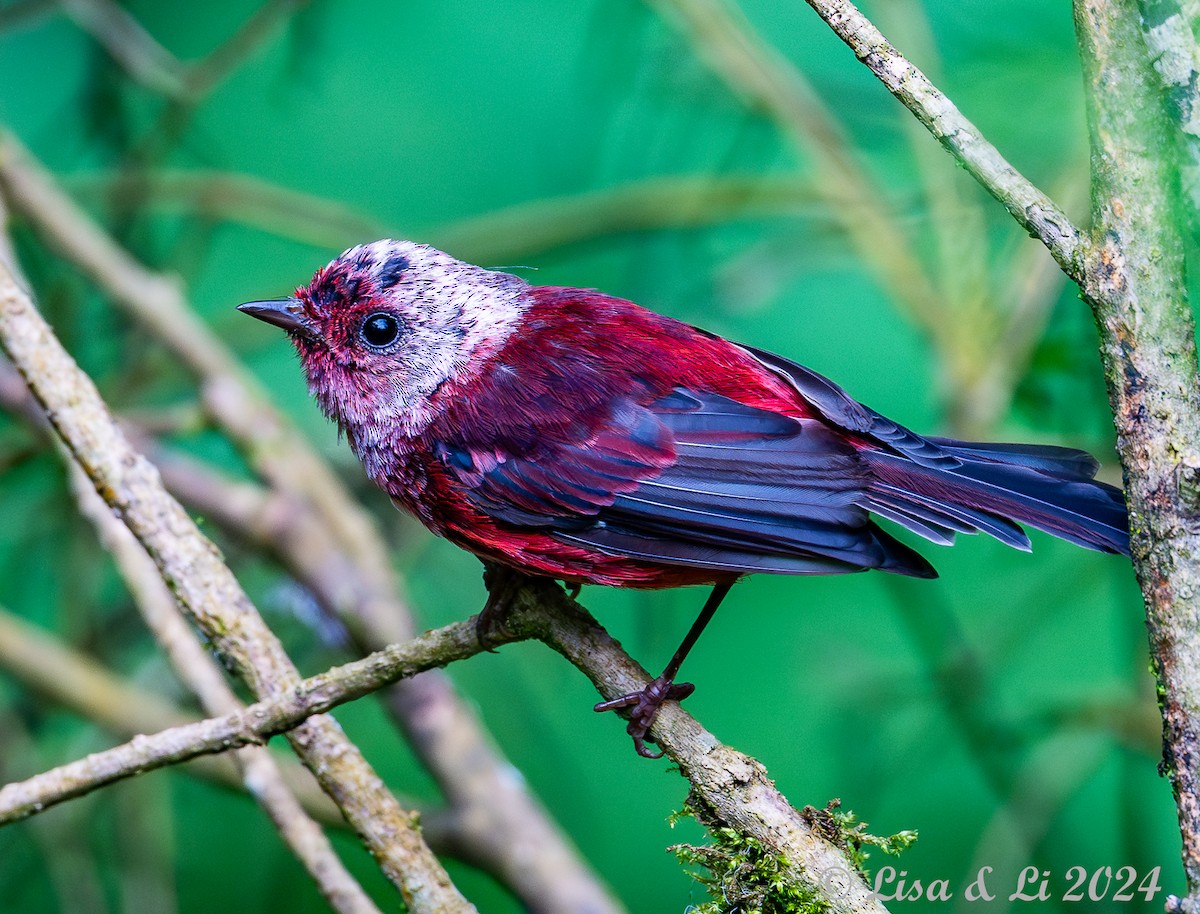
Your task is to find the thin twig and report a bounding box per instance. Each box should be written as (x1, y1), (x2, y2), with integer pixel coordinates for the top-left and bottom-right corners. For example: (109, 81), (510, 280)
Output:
(64, 168), (819, 263)
(0, 617), (495, 827)
(0, 598), (454, 835)
(798, 0), (1087, 280)
(179, 0), (309, 100)
(60, 0), (188, 97)
(0, 260), (475, 914)
(68, 463), (381, 914)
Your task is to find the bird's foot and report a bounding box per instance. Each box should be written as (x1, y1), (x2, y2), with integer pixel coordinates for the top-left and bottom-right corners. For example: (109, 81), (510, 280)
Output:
(477, 563), (524, 651)
(594, 675), (695, 759)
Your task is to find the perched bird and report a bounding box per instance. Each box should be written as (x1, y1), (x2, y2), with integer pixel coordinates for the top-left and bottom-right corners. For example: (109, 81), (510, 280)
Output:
(240, 240), (1130, 758)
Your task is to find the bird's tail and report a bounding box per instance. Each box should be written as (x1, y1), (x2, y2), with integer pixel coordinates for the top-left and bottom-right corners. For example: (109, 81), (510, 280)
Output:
(861, 439), (1130, 556)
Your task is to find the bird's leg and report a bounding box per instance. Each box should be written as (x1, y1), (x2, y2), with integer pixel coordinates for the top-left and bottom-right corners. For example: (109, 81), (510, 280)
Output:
(594, 581), (733, 758)
(477, 561), (525, 649)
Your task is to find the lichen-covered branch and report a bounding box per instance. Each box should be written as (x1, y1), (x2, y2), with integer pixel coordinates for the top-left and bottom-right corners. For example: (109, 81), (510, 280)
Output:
(0, 260), (475, 914)
(1075, 2), (1200, 909)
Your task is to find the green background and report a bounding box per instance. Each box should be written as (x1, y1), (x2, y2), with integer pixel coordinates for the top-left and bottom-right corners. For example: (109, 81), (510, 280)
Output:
(0, 1), (1174, 911)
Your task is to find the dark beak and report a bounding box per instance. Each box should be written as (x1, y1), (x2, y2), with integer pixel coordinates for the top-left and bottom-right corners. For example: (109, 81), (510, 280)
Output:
(237, 299), (313, 336)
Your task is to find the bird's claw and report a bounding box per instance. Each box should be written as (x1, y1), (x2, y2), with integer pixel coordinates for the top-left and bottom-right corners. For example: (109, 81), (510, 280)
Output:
(477, 563), (522, 651)
(594, 675), (695, 759)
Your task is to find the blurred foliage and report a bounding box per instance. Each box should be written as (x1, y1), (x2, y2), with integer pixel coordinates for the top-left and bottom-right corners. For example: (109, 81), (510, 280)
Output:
(0, 0), (1176, 912)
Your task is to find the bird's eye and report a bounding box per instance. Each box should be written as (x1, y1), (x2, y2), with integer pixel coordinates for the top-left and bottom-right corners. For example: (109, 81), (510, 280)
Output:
(360, 312), (402, 349)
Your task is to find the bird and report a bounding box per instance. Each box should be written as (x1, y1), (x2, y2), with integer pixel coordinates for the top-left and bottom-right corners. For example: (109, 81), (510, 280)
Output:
(239, 239), (1130, 758)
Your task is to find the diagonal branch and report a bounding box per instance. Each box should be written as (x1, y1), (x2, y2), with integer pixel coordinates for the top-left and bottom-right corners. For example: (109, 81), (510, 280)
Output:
(798, 0), (1087, 281)
(0, 617), (495, 827)
(0, 600), (350, 828)
(0, 259), (475, 914)
(0, 583), (892, 914)
(67, 461), (381, 914)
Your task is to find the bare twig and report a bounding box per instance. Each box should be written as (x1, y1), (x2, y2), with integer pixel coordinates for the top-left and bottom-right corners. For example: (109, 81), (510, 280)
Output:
(434, 173), (819, 263)
(0, 599), (457, 836)
(67, 169), (390, 249)
(798, 0), (1087, 280)
(0, 617), (496, 827)
(179, 0), (309, 100)
(65, 168), (819, 264)
(68, 464), (382, 914)
(60, 0), (188, 97)
(0, 261), (474, 913)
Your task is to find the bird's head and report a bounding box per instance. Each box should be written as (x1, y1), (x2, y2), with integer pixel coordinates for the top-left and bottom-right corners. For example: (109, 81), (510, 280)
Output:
(240, 240), (529, 437)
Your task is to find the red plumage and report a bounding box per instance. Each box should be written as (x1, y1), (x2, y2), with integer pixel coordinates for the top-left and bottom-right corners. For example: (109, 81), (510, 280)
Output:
(401, 286), (820, 588)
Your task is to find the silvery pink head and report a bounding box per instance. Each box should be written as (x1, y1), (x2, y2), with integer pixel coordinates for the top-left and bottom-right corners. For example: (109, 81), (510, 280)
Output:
(240, 240), (529, 437)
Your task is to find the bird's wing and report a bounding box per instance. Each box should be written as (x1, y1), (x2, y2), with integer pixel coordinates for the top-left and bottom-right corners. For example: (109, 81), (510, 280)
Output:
(433, 388), (936, 577)
(738, 343), (961, 469)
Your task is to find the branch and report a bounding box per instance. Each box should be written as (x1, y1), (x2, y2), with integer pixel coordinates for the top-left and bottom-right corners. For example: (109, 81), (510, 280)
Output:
(1, 584), (891, 914)
(143, 434), (629, 914)
(0, 600), (339, 826)
(60, 0), (189, 97)
(798, 0), (1087, 280)
(0, 596), (478, 853)
(179, 0), (309, 100)
(1075, 1), (1200, 908)
(0, 261), (474, 913)
(66, 168), (819, 262)
(68, 462), (381, 914)
(0, 617), (494, 826)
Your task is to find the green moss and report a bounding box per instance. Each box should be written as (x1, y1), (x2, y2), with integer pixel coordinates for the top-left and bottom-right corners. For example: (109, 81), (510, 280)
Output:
(669, 821), (829, 914)
(668, 797), (916, 914)
(811, 800), (918, 872)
